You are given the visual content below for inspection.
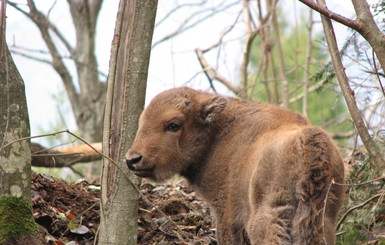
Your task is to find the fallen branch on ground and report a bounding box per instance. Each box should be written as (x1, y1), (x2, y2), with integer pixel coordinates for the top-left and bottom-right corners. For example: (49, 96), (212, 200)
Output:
(31, 142), (102, 168)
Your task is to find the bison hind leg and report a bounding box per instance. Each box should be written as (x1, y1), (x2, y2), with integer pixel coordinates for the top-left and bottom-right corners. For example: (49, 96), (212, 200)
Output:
(292, 127), (335, 245)
(246, 202), (295, 245)
(247, 127), (338, 245)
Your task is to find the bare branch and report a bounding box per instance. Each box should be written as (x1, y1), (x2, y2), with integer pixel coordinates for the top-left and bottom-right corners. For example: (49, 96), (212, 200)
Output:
(195, 50), (217, 93)
(152, 1), (238, 48)
(332, 131), (355, 139)
(254, 0), (274, 103)
(298, 0), (360, 30)
(201, 9), (243, 53)
(351, 0), (385, 71)
(239, 0), (268, 98)
(24, 0), (80, 112)
(299, 0), (385, 79)
(337, 192), (382, 231)
(302, 9), (313, 117)
(9, 49), (51, 64)
(240, 0), (254, 91)
(195, 48), (242, 95)
(271, 0), (289, 108)
(288, 82), (327, 104)
(8, 1), (73, 53)
(31, 142), (102, 167)
(372, 49), (385, 98)
(155, 0), (207, 28)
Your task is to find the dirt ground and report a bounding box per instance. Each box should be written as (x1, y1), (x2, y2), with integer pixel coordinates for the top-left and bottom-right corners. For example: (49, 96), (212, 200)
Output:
(31, 172), (216, 245)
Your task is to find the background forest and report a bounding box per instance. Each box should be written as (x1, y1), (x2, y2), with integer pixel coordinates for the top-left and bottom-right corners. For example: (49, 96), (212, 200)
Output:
(1, 0), (385, 244)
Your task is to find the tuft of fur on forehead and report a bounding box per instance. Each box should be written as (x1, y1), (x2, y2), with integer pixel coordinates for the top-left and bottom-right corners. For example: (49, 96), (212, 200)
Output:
(147, 87), (197, 107)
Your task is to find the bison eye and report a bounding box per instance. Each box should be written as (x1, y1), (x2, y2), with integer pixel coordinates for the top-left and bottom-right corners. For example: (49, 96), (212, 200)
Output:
(167, 122), (182, 132)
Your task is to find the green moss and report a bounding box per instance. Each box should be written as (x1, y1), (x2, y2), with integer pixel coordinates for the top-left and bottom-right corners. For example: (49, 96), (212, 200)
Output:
(0, 196), (37, 244)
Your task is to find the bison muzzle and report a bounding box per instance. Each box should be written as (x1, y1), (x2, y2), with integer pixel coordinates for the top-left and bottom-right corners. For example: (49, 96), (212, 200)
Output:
(126, 87), (345, 245)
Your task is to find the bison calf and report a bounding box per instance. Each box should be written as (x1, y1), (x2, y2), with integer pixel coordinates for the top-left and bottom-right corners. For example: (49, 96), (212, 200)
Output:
(126, 87), (345, 245)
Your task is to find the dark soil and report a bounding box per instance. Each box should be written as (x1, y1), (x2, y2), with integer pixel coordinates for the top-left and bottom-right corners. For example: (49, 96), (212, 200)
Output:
(31, 173), (216, 245)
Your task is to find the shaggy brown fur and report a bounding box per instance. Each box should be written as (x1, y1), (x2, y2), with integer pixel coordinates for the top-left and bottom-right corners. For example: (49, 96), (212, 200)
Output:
(126, 87), (345, 245)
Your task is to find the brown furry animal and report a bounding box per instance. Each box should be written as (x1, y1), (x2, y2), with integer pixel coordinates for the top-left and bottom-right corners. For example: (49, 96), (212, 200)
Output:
(126, 87), (345, 245)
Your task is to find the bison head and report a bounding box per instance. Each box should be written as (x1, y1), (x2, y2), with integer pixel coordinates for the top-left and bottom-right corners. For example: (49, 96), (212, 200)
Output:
(125, 87), (228, 182)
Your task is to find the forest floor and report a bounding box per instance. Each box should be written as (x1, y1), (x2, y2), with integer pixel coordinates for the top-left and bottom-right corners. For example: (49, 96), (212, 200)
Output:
(31, 172), (216, 245)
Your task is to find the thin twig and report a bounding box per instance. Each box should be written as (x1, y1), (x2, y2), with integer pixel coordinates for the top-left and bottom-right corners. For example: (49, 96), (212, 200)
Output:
(195, 50), (217, 93)
(271, 0), (289, 108)
(201, 9), (243, 53)
(0, 129), (69, 151)
(332, 176), (385, 187)
(372, 49), (385, 98)
(9, 49), (52, 64)
(323, 179), (334, 245)
(195, 48), (242, 95)
(155, 1), (207, 28)
(152, 1), (238, 49)
(288, 82), (325, 104)
(240, 0), (255, 92)
(298, 0), (360, 30)
(336, 193), (382, 230)
(302, 9), (313, 117)
(32, 152), (82, 157)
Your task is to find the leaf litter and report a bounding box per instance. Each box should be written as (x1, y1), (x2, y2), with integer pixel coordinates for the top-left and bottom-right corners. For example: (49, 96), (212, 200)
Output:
(31, 172), (217, 244)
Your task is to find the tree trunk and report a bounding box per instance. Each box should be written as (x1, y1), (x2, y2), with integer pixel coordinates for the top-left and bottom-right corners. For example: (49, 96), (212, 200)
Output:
(316, 0), (385, 168)
(67, 0), (105, 143)
(99, 0), (158, 244)
(14, 0), (105, 143)
(0, 2), (40, 243)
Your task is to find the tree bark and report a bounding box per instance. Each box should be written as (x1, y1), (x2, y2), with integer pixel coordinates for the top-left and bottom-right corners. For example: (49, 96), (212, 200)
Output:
(98, 0), (158, 244)
(350, 0), (385, 74)
(0, 1), (41, 243)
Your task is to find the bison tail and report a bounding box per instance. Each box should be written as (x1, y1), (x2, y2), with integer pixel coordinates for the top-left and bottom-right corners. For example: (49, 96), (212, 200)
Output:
(292, 127), (334, 245)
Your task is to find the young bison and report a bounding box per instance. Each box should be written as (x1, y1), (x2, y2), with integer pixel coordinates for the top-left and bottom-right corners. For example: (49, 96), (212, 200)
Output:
(126, 87), (345, 245)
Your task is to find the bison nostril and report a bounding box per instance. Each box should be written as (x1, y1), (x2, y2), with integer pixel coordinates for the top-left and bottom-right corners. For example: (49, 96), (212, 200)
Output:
(126, 155), (142, 166)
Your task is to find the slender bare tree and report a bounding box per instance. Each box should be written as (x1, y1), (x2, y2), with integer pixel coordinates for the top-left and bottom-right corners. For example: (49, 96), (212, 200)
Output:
(9, 0), (105, 143)
(98, 0), (158, 244)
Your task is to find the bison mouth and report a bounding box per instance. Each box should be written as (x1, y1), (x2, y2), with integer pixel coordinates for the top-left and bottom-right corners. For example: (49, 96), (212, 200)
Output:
(127, 163), (155, 178)
(126, 156), (156, 178)
(131, 167), (154, 178)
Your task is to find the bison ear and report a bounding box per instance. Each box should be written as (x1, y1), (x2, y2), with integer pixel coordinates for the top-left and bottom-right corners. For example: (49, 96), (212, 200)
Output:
(201, 96), (228, 122)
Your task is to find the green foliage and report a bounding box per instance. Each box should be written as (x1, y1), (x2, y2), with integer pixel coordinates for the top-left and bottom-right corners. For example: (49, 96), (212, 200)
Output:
(336, 151), (385, 244)
(0, 196), (37, 243)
